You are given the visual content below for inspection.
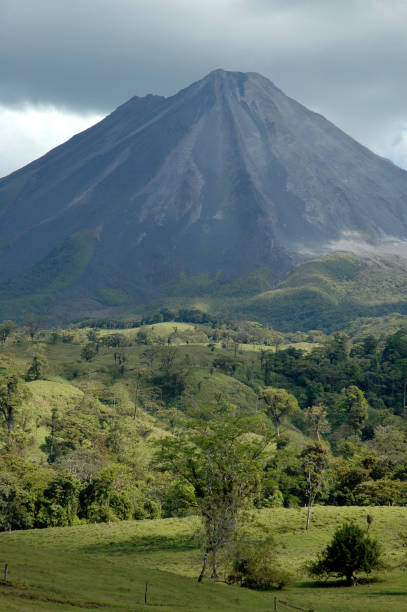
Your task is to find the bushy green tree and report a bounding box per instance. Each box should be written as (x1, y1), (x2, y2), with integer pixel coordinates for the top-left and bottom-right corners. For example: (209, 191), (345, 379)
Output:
(308, 522), (381, 585)
(155, 406), (271, 582)
(81, 343), (98, 362)
(326, 332), (350, 364)
(80, 466), (133, 522)
(259, 387), (298, 437)
(0, 320), (16, 344)
(36, 471), (80, 527)
(0, 473), (33, 530)
(0, 365), (31, 449)
(25, 352), (48, 381)
(336, 385), (369, 436)
(43, 407), (98, 463)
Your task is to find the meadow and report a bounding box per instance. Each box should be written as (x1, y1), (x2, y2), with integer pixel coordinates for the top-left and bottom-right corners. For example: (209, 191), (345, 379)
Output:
(1, 506), (407, 611)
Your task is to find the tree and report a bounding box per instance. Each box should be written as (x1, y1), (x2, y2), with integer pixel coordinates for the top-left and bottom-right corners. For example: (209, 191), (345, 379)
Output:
(304, 404), (330, 441)
(336, 386), (369, 436)
(37, 471), (80, 527)
(25, 352), (48, 381)
(135, 328), (154, 345)
(308, 522), (381, 585)
(392, 357), (407, 415)
(0, 472), (33, 530)
(155, 406), (271, 582)
(128, 368), (150, 419)
(259, 387), (298, 437)
(300, 442), (330, 530)
(43, 406), (98, 463)
(213, 355), (243, 376)
(326, 332), (350, 364)
(0, 320), (16, 344)
(0, 366), (31, 439)
(25, 316), (42, 342)
(100, 333), (127, 349)
(87, 329), (99, 343)
(81, 343), (98, 362)
(55, 448), (105, 483)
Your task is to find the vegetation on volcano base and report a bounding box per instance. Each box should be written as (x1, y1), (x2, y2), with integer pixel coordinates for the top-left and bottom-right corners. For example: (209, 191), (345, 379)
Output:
(3, 253), (407, 334)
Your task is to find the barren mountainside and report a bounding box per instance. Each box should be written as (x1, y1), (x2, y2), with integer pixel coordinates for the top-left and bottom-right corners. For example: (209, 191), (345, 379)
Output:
(1, 69), (407, 320)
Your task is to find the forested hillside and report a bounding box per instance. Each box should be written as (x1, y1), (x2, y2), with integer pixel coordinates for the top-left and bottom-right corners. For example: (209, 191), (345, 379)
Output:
(1, 312), (407, 533)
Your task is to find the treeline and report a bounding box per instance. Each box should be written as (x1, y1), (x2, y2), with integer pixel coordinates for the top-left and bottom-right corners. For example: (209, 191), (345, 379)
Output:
(79, 307), (220, 329)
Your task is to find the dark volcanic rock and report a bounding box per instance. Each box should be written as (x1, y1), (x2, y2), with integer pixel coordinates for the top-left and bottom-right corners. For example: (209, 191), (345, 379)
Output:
(0, 69), (407, 316)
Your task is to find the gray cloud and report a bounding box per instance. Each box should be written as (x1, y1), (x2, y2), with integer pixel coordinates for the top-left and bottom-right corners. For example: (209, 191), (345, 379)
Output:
(1, 0), (407, 161)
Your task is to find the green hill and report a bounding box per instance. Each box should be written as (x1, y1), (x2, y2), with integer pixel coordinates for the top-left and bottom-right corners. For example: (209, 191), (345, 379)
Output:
(147, 253), (407, 332)
(237, 253), (407, 331)
(1, 507), (407, 611)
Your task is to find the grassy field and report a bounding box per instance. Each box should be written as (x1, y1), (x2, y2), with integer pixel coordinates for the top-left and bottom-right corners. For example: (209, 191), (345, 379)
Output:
(1, 507), (407, 611)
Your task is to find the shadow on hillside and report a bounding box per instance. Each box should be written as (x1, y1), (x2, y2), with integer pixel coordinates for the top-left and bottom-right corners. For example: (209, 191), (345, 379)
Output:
(81, 532), (198, 555)
(366, 591), (407, 597)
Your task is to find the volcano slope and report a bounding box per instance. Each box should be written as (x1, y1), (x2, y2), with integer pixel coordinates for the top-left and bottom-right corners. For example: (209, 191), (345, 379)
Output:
(1, 69), (407, 321)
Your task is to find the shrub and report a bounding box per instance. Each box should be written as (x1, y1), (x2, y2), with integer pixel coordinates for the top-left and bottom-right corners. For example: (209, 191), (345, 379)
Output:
(162, 481), (196, 517)
(308, 521), (381, 585)
(81, 344), (97, 362)
(227, 539), (292, 590)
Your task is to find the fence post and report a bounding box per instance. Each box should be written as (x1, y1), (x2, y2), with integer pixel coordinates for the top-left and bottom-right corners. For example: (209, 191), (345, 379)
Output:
(4, 563), (8, 581)
(145, 581), (148, 604)
(274, 596), (278, 611)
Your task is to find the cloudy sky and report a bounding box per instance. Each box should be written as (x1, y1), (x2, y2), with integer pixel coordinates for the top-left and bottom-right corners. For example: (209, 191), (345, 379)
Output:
(1, 0), (407, 178)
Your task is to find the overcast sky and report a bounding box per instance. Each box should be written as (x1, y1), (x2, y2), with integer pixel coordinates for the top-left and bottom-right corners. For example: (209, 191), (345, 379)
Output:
(1, 0), (407, 178)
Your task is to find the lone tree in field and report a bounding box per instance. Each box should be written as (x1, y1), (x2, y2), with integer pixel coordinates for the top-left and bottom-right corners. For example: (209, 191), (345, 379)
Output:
(155, 405), (271, 582)
(308, 522), (381, 585)
(259, 387), (298, 437)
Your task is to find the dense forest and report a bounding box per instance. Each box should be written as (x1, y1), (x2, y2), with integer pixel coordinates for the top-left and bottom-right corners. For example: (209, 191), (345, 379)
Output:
(1, 309), (407, 540)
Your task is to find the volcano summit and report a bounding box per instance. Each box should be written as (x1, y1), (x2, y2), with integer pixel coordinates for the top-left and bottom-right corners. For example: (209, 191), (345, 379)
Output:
(1, 69), (407, 320)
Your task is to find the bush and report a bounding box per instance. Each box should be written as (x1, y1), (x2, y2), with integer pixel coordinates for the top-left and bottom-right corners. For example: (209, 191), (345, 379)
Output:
(353, 479), (407, 506)
(162, 481), (196, 517)
(85, 502), (116, 523)
(308, 521), (382, 585)
(227, 539), (292, 590)
(81, 344), (97, 362)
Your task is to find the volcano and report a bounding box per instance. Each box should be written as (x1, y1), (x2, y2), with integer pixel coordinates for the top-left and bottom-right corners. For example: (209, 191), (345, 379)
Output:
(1, 69), (407, 319)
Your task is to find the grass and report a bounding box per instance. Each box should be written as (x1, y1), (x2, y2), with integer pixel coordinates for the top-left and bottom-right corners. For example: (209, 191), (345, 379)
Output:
(97, 322), (200, 343)
(238, 341), (317, 353)
(27, 380), (84, 418)
(185, 367), (257, 406)
(1, 507), (407, 611)
(23, 380), (85, 461)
